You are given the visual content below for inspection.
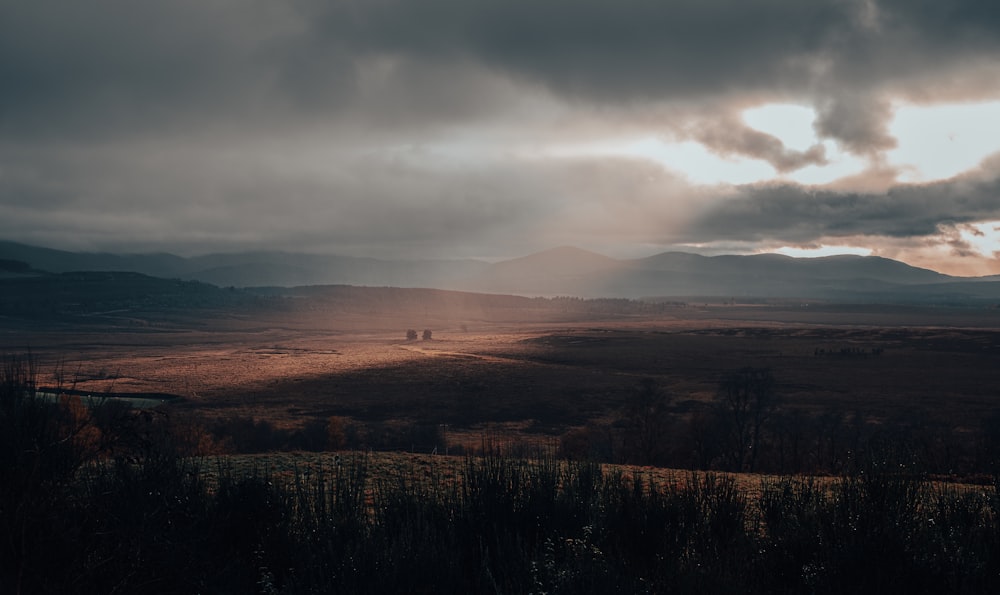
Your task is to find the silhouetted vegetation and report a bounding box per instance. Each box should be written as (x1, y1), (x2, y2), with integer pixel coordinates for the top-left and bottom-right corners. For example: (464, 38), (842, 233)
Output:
(6, 353), (1000, 593)
(0, 271), (269, 315)
(618, 378), (674, 465)
(550, 369), (1000, 483)
(205, 414), (448, 455)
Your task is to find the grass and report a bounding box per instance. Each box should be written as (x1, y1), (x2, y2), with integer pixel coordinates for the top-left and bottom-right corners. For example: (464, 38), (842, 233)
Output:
(6, 349), (1000, 593)
(12, 444), (1000, 593)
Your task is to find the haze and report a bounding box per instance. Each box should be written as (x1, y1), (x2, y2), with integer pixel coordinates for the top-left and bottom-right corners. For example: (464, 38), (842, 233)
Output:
(3, 1), (1000, 276)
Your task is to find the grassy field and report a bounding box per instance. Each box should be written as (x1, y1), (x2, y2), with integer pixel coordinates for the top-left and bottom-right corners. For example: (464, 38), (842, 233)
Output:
(6, 270), (1000, 591)
(10, 307), (1000, 426)
(7, 304), (1000, 480)
(4, 348), (1000, 593)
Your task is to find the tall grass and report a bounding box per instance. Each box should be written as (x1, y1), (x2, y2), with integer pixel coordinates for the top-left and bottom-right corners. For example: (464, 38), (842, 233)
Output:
(4, 354), (1000, 593)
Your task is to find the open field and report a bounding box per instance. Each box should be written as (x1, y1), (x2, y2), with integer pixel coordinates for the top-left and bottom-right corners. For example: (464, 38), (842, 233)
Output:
(5, 298), (1000, 457)
(6, 297), (1000, 592)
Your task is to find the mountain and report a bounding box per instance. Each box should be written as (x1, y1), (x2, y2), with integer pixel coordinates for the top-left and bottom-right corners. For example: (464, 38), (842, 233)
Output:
(458, 249), (959, 299)
(599, 252), (955, 300)
(471, 246), (626, 295)
(0, 241), (489, 289)
(636, 252), (947, 284)
(0, 241), (189, 278)
(4, 239), (1000, 303)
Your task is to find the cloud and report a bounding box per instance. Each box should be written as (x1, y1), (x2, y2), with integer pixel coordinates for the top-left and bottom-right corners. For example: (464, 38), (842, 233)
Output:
(2, 0), (1000, 270)
(316, 0), (1000, 149)
(684, 157), (1000, 244)
(813, 93), (897, 155)
(0, 135), (701, 257)
(683, 114), (828, 173)
(5, 1), (1000, 142)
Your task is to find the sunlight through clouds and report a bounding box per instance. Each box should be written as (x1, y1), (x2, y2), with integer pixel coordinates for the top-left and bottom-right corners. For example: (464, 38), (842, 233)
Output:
(742, 104), (818, 151)
(958, 220), (1000, 258)
(540, 94), (1000, 190)
(615, 138), (775, 185)
(888, 101), (1000, 182)
(739, 103), (867, 185)
(539, 137), (774, 185)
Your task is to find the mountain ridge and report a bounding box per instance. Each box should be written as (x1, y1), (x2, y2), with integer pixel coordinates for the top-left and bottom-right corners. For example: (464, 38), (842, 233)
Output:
(1, 239), (995, 303)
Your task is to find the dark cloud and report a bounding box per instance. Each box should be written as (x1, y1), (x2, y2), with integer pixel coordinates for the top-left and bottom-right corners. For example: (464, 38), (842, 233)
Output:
(2, 0), (1000, 265)
(318, 0), (1000, 150)
(0, 1), (297, 138)
(5, 1), (1000, 142)
(323, 0), (844, 98)
(684, 160), (1000, 244)
(813, 93), (896, 155)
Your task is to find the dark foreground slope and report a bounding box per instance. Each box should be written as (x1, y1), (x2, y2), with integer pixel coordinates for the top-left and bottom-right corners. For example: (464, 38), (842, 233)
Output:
(4, 369), (999, 595)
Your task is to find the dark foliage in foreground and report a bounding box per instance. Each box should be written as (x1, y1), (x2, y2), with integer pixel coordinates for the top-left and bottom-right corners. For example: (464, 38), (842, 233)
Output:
(4, 356), (1000, 594)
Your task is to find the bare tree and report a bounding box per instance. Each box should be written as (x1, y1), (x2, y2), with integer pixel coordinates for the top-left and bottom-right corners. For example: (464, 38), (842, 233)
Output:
(715, 367), (776, 473)
(621, 378), (673, 466)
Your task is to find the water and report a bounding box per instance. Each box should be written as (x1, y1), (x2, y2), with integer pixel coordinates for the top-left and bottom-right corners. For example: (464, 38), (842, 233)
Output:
(35, 391), (177, 409)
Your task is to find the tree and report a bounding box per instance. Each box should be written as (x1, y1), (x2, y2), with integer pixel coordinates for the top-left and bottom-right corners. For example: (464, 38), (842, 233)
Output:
(714, 367), (776, 473)
(422, 329), (432, 340)
(620, 378), (673, 466)
(406, 329), (418, 341)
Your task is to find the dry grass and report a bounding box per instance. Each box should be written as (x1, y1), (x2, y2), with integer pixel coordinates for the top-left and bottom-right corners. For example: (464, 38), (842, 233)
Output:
(203, 449), (986, 497)
(8, 302), (1000, 452)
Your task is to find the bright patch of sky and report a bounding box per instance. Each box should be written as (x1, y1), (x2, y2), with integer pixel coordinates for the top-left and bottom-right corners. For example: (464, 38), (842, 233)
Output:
(770, 245), (873, 258)
(544, 103), (869, 186)
(958, 220), (1000, 258)
(887, 101), (1000, 182)
(448, 99), (1000, 219)
(740, 103), (868, 185)
(742, 104), (817, 151)
(616, 138), (776, 185)
(537, 137), (769, 184)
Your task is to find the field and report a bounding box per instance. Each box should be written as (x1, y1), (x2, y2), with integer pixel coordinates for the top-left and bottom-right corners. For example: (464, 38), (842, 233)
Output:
(6, 293), (1000, 593)
(5, 296), (1000, 462)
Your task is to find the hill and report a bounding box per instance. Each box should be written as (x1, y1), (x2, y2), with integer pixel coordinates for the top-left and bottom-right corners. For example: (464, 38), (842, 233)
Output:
(4, 239), (1000, 303)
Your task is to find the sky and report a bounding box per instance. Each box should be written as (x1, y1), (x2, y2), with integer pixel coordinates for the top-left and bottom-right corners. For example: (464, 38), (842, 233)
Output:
(3, 1), (1000, 276)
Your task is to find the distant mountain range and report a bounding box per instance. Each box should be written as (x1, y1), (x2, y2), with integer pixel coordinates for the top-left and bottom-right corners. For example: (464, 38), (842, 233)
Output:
(3, 240), (1000, 303)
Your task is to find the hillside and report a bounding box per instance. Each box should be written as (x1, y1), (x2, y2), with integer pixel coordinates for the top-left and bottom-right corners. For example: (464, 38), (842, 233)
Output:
(4, 240), (1000, 303)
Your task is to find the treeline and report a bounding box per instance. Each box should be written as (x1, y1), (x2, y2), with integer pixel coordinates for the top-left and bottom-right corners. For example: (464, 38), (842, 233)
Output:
(562, 369), (1000, 481)
(4, 354), (1000, 593)
(0, 271), (270, 320)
